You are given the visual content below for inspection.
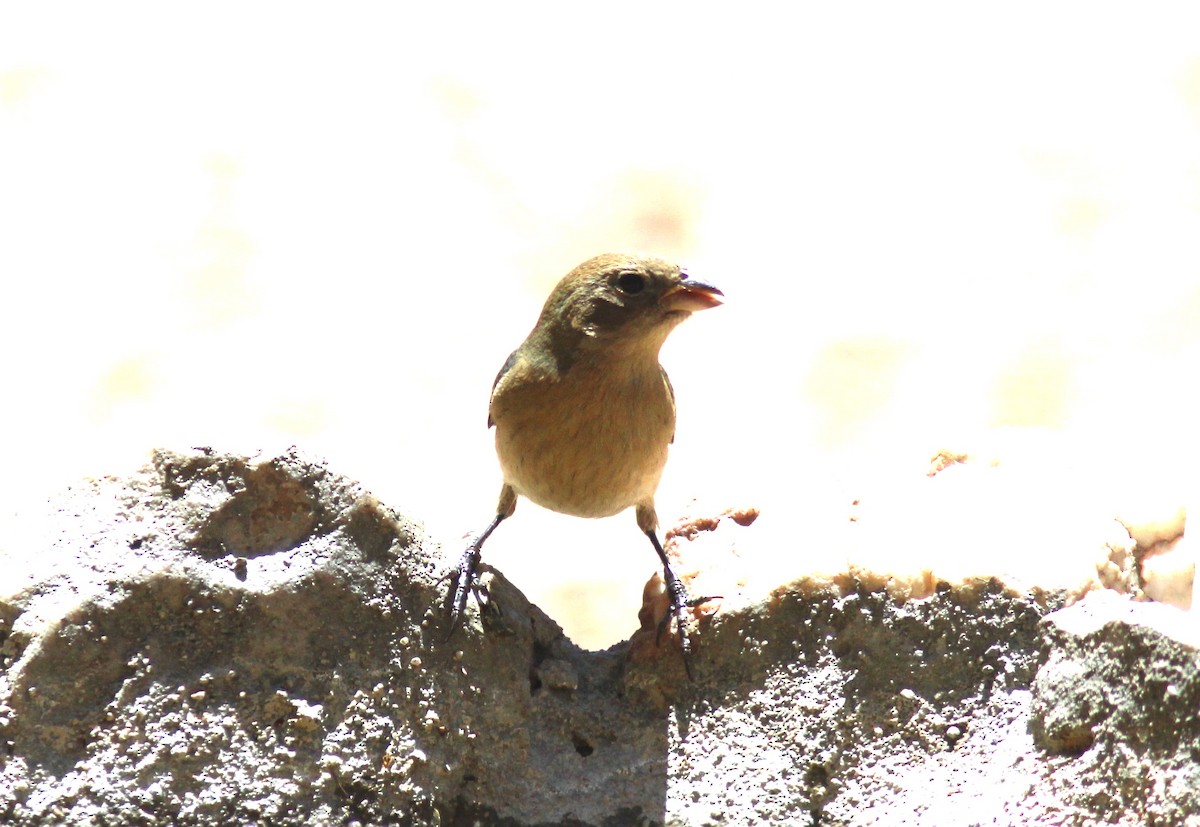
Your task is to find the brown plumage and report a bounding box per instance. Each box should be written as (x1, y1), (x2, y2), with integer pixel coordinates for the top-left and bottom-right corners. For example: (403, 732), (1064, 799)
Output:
(447, 253), (723, 677)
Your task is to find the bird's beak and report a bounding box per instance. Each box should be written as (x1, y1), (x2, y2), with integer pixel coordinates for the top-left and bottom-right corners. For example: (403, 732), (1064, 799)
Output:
(660, 277), (724, 313)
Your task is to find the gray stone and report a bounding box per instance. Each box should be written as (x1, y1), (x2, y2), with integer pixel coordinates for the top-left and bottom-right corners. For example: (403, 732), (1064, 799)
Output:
(1030, 591), (1200, 824)
(0, 448), (1196, 826)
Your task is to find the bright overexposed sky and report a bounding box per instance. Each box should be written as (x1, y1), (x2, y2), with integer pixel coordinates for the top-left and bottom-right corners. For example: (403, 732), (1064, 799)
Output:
(3, 5), (1199, 645)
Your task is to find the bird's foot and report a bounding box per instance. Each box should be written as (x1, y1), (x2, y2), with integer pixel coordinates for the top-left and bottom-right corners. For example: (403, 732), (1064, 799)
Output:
(441, 513), (507, 641)
(444, 541), (483, 640)
(656, 563), (721, 681)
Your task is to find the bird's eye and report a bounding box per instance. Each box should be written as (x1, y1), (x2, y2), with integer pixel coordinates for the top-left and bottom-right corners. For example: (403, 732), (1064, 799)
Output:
(616, 272), (645, 294)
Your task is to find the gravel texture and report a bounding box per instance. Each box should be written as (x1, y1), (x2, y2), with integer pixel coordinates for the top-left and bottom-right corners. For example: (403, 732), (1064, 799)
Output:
(1, 448), (1197, 825)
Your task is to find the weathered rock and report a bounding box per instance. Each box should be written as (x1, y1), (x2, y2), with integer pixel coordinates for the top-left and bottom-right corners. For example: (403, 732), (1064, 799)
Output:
(1030, 591), (1200, 824)
(0, 448), (680, 826)
(0, 448), (1196, 826)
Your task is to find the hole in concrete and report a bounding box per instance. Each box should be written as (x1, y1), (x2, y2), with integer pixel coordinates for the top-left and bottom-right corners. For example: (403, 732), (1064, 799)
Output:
(570, 732), (594, 757)
(805, 763), (829, 786)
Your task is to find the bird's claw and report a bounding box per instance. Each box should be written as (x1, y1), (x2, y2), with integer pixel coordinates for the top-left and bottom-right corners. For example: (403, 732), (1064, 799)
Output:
(656, 563), (720, 681)
(444, 542), (483, 640)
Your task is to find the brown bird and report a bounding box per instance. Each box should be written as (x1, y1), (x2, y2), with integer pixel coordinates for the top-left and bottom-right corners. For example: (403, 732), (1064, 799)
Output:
(447, 253), (723, 676)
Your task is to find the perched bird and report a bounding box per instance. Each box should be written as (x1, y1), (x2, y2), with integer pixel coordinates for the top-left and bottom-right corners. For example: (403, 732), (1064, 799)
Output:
(447, 252), (723, 676)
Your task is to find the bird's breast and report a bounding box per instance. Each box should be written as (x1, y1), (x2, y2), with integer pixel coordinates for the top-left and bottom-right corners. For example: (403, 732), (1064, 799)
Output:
(490, 360), (675, 518)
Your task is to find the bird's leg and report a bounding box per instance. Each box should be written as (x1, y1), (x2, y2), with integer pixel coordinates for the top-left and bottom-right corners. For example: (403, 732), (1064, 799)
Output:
(445, 513), (506, 637)
(645, 530), (719, 680)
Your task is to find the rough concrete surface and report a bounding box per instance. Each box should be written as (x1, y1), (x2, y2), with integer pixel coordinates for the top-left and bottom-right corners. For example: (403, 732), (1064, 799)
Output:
(1, 448), (1198, 825)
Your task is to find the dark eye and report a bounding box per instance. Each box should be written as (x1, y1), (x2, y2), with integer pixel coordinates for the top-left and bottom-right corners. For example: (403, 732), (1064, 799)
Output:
(616, 272), (645, 294)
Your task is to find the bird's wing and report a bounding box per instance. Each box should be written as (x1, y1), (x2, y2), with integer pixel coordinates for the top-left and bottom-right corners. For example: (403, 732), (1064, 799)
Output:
(661, 366), (676, 444)
(487, 349), (521, 428)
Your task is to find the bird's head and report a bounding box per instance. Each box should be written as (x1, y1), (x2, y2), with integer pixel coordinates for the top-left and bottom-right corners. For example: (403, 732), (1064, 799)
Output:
(537, 253), (723, 358)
